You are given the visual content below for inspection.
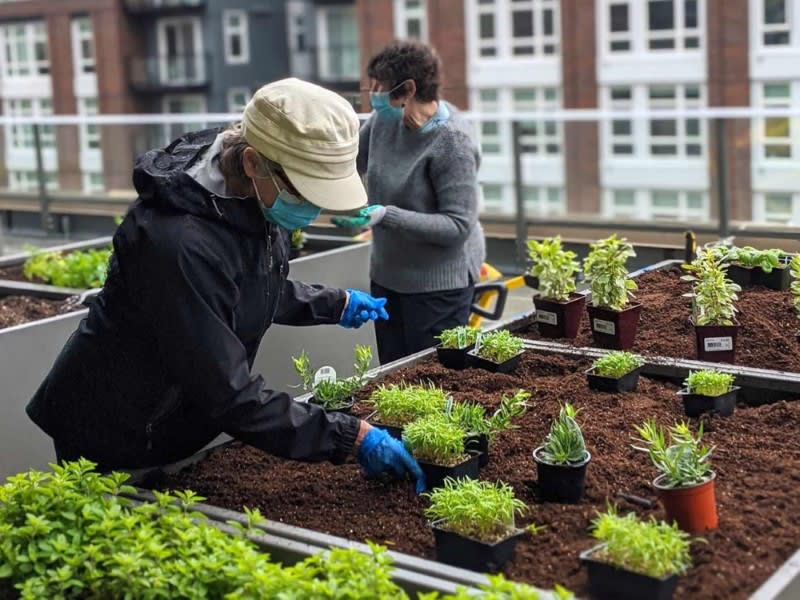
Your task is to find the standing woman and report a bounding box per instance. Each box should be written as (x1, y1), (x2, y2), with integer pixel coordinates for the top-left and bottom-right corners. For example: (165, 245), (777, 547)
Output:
(334, 41), (485, 365)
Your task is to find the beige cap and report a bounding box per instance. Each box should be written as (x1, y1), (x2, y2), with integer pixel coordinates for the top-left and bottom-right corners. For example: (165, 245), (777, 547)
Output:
(242, 78), (366, 212)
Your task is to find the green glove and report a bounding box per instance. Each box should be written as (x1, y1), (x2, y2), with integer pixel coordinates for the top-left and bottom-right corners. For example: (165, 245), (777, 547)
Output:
(331, 205), (386, 228)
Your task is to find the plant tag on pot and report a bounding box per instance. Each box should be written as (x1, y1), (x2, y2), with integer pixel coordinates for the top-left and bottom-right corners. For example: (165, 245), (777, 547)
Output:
(445, 395), (454, 416)
(536, 310), (558, 325)
(474, 331), (484, 354)
(313, 366), (337, 386)
(704, 337), (733, 352)
(592, 318), (616, 335)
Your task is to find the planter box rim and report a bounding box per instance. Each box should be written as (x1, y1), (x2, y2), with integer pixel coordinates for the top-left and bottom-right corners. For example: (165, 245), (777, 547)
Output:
(653, 471), (716, 491)
(580, 543), (681, 583)
(532, 445), (591, 468)
(429, 519), (524, 547)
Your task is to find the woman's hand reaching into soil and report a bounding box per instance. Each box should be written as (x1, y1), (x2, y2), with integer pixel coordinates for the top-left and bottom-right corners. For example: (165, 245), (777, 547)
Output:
(356, 425), (426, 493)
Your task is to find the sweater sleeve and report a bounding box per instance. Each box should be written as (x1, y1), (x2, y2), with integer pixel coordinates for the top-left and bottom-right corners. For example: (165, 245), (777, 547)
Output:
(356, 116), (373, 177)
(379, 129), (479, 248)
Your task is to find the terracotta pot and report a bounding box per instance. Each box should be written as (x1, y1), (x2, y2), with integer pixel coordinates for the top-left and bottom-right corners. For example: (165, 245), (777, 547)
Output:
(533, 293), (585, 339)
(587, 303), (642, 350)
(654, 472), (718, 534)
(691, 318), (739, 363)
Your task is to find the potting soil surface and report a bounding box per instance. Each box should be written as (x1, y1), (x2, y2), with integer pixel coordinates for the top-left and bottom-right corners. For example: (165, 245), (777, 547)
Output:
(522, 267), (800, 372)
(0, 295), (76, 328)
(158, 351), (800, 600)
(0, 265), (33, 283)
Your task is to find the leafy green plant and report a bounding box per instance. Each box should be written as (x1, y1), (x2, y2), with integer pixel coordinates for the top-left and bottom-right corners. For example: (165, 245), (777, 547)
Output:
(425, 577), (573, 600)
(449, 390), (531, 440)
(683, 369), (735, 397)
(290, 228), (305, 250)
(527, 237), (580, 301)
(475, 330), (524, 363)
(369, 381), (449, 427)
(538, 403), (588, 465)
(292, 345), (372, 410)
(681, 254), (740, 325)
(424, 478), (526, 542)
(591, 351), (644, 378)
(403, 414), (467, 465)
(791, 255), (800, 318)
(632, 420), (714, 488)
(728, 246), (784, 272)
(22, 246), (112, 288)
(437, 325), (481, 349)
(582, 234), (637, 311)
(590, 505), (692, 579)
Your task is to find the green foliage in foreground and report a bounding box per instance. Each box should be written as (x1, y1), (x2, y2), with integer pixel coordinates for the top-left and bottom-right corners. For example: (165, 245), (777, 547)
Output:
(591, 351), (644, 379)
(293, 345), (372, 410)
(632, 420), (714, 488)
(538, 403), (588, 465)
(683, 369), (735, 397)
(403, 414), (467, 465)
(23, 246), (112, 288)
(437, 325), (481, 349)
(790, 255), (800, 319)
(476, 330), (525, 363)
(449, 389), (531, 441)
(369, 381), (449, 427)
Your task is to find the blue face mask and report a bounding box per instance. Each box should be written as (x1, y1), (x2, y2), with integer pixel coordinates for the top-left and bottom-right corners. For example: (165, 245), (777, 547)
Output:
(369, 80), (409, 119)
(254, 173), (321, 231)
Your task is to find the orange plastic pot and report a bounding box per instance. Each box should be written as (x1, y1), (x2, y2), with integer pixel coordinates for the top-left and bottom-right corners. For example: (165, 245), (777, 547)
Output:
(654, 472), (718, 534)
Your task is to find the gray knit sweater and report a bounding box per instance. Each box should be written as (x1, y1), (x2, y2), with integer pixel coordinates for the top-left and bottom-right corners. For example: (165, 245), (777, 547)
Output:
(357, 103), (485, 293)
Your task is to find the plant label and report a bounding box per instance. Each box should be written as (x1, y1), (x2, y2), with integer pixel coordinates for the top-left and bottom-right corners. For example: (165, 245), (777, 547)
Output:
(474, 331), (484, 354)
(536, 310), (558, 325)
(592, 319), (616, 335)
(704, 337), (733, 352)
(313, 366), (337, 386)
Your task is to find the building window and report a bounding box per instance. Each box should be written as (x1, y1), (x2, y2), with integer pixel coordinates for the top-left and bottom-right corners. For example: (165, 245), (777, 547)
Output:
(480, 183), (504, 212)
(762, 0), (791, 46)
(71, 16), (95, 75)
(163, 95), (207, 143)
(601, 0), (703, 54)
(647, 0), (700, 50)
(523, 186), (564, 217)
(317, 5), (360, 80)
(5, 98), (54, 150)
(8, 170), (57, 192)
(394, 0), (428, 41)
(294, 15), (307, 52)
(761, 192), (795, 223)
(509, 0), (559, 56)
(78, 97), (101, 151)
(605, 189), (708, 220)
(608, 2), (632, 51)
(476, 89), (501, 154)
(223, 10), (249, 64)
(1, 22), (50, 77)
(609, 86), (634, 155)
(759, 82), (793, 159)
(476, 0), (497, 57)
(228, 88), (250, 113)
(82, 172), (104, 194)
(514, 87), (560, 155)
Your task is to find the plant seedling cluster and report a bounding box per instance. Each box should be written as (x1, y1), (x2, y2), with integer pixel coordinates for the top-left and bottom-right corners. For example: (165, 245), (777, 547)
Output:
(539, 403), (588, 465)
(22, 245), (112, 289)
(582, 235), (637, 311)
(632, 420), (714, 488)
(292, 345), (372, 410)
(683, 370), (735, 397)
(527, 237), (580, 302)
(791, 255), (800, 318)
(449, 390), (531, 440)
(590, 505), (692, 579)
(437, 325), (481, 350)
(403, 415), (467, 466)
(475, 330), (524, 363)
(290, 228), (306, 250)
(424, 478), (526, 542)
(727, 246), (784, 272)
(369, 382), (449, 427)
(591, 352), (644, 378)
(681, 255), (740, 326)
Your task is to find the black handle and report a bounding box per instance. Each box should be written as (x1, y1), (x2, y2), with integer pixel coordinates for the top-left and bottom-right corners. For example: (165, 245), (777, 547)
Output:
(470, 282), (509, 321)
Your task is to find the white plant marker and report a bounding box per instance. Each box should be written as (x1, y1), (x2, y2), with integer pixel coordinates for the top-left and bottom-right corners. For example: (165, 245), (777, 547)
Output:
(313, 366), (337, 386)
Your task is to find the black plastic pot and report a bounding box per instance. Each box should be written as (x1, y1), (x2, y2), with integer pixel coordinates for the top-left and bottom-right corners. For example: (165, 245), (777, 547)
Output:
(753, 264), (791, 291)
(417, 453), (480, 489)
(368, 420), (404, 440)
(587, 303), (642, 350)
(431, 520), (525, 573)
(523, 273), (539, 289)
(691, 318), (739, 363)
(310, 396), (354, 414)
(464, 432), (489, 468)
(533, 447), (591, 503)
(585, 366), (643, 393)
(436, 344), (475, 370)
(534, 293), (586, 339)
(726, 263), (753, 288)
(580, 544), (680, 600)
(466, 350), (524, 374)
(677, 386), (739, 417)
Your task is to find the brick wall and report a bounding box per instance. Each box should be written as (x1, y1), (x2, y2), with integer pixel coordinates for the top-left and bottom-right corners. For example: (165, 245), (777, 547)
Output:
(427, 0), (468, 109)
(355, 0), (394, 110)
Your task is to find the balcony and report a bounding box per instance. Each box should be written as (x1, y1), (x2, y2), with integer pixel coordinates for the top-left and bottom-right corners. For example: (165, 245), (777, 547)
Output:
(124, 0), (205, 15)
(129, 54), (210, 94)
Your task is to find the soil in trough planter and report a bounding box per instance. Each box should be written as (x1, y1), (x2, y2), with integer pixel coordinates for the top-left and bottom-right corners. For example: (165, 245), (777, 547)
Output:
(0, 295), (76, 328)
(521, 267), (800, 373)
(157, 351), (800, 600)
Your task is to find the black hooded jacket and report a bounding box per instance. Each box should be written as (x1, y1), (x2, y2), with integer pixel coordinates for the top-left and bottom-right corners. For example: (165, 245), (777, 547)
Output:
(26, 128), (360, 469)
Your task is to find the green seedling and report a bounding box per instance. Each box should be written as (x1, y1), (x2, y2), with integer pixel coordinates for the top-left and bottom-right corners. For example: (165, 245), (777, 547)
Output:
(292, 345), (372, 410)
(368, 381), (449, 427)
(583, 234), (637, 311)
(538, 402), (588, 465)
(475, 330), (524, 363)
(403, 414), (467, 466)
(683, 369), (735, 397)
(632, 420), (714, 488)
(424, 478), (526, 542)
(437, 325), (481, 350)
(290, 228), (305, 250)
(590, 505), (692, 579)
(449, 389), (531, 440)
(728, 246), (784, 272)
(681, 254), (740, 325)
(791, 255), (800, 318)
(591, 352), (644, 378)
(22, 245), (112, 288)
(527, 236), (580, 302)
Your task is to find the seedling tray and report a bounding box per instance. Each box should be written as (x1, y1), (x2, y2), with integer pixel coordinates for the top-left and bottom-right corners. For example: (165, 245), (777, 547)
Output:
(585, 366), (643, 393)
(431, 520), (525, 573)
(435, 344), (475, 370)
(678, 386), (739, 418)
(417, 453), (480, 490)
(580, 544), (679, 600)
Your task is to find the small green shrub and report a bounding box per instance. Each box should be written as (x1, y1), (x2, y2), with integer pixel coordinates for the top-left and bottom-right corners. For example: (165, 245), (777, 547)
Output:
(449, 389), (530, 441)
(290, 228), (305, 250)
(424, 478), (526, 542)
(369, 382), (449, 427)
(591, 352), (644, 378)
(590, 505), (692, 579)
(437, 325), (481, 349)
(583, 234), (637, 311)
(527, 236), (580, 302)
(791, 255), (800, 318)
(632, 420), (714, 488)
(681, 254), (740, 325)
(729, 246), (784, 272)
(538, 403), (588, 465)
(476, 330), (524, 363)
(22, 246), (112, 288)
(292, 345), (372, 410)
(403, 414), (467, 466)
(683, 369), (735, 397)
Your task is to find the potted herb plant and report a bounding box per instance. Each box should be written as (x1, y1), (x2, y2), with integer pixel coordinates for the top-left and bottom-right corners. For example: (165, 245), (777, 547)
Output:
(424, 478), (526, 572)
(403, 414), (479, 489)
(681, 255), (740, 363)
(467, 330), (525, 373)
(289, 228), (306, 260)
(582, 235), (641, 350)
(527, 237), (585, 339)
(580, 506), (691, 600)
(436, 325), (481, 370)
(449, 389), (531, 467)
(678, 369), (738, 417)
(292, 345), (372, 413)
(791, 256), (800, 335)
(532, 403), (591, 503)
(21, 245), (112, 289)
(632, 420), (717, 533)
(585, 351), (645, 393)
(367, 382), (449, 439)
(727, 246), (791, 291)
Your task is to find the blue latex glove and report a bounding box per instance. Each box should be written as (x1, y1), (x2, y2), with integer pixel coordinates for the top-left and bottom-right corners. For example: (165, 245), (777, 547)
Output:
(331, 205), (386, 229)
(357, 427), (426, 493)
(340, 288), (389, 329)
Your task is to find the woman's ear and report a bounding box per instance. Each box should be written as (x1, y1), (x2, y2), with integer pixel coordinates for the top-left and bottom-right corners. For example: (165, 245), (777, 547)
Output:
(242, 147), (261, 179)
(400, 79), (417, 105)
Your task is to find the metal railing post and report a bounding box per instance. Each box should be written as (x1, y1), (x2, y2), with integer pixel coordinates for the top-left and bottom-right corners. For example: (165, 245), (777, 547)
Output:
(512, 120), (526, 269)
(33, 123), (51, 233)
(714, 117), (730, 239)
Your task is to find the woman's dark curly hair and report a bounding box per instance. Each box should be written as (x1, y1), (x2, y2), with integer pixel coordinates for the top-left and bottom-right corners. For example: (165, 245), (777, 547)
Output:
(366, 40), (442, 103)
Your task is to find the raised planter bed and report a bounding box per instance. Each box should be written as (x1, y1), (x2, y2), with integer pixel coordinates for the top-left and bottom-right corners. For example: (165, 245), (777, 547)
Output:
(154, 347), (800, 599)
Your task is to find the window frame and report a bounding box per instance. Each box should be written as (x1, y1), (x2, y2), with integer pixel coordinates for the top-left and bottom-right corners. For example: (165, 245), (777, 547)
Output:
(223, 9), (250, 65)
(227, 87), (250, 113)
(71, 16), (95, 76)
(0, 21), (51, 78)
(603, 188), (709, 221)
(754, 80), (800, 161)
(394, 0), (428, 42)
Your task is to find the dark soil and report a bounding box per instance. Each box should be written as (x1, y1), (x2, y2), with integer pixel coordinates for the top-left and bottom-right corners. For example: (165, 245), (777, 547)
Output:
(0, 265), (32, 283)
(158, 351), (800, 600)
(0, 295), (78, 328)
(523, 267), (800, 372)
